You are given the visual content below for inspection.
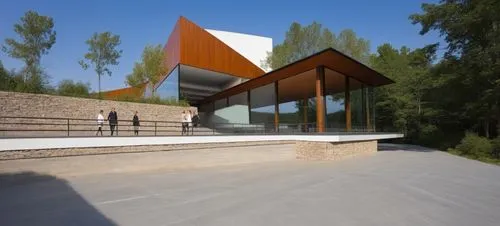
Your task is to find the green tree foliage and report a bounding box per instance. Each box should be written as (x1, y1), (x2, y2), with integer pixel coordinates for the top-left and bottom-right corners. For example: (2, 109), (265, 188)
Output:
(125, 62), (146, 87)
(79, 32), (122, 98)
(370, 44), (439, 142)
(125, 44), (168, 91)
(263, 22), (371, 123)
(262, 22), (370, 70)
(410, 0), (500, 138)
(0, 61), (9, 90)
(1, 10), (56, 93)
(57, 79), (90, 97)
(454, 132), (493, 159)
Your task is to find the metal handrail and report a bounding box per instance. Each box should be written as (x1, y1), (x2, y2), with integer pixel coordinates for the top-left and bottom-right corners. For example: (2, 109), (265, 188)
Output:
(0, 116), (399, 137)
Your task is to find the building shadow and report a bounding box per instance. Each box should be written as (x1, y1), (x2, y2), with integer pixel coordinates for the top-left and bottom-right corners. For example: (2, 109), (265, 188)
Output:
(378, 143), (435, 152)
(0, 171), (117, 226)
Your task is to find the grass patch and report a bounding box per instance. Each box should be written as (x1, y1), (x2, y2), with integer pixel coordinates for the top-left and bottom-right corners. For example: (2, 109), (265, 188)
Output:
(447, 148), (500, 165)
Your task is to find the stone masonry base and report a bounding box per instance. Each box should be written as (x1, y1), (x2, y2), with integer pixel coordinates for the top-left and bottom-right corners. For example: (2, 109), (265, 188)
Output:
(0, 140), (294, 160)
(296, 140), (377, 160)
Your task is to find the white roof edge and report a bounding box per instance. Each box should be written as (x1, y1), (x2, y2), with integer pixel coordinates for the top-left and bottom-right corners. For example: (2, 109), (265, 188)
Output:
(205, 28), (272, 41)
(0, 134), (404, 151)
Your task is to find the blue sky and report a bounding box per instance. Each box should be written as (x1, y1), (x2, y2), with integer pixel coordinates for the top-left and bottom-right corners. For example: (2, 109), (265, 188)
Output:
(0, 0), (441, 92)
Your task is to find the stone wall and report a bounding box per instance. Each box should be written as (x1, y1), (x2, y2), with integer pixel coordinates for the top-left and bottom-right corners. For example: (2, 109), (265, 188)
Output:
(296, 140), (377, 160)
(0, 91), (197, 136)
(0, 140), (294, 160)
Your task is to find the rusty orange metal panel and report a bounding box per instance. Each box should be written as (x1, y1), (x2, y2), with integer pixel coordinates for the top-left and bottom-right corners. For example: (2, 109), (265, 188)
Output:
(164, 20), (181, 76)
(178, 17), (265, 79)
(101, 83), (147, 100)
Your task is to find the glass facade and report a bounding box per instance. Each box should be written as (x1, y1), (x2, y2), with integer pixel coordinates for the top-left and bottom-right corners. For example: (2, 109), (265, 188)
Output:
(214, 98), (227, 110)
(199, 102), (214, 126)
(276, 69), (317, 132)
(325, 68), (347, 131)
(221, 92), (250, 124)
(156, 65), (179, 100)
(198, 68), (377, 133)
(250, 83), (275, 125)
(350, 78), (364, 131)
(367, 86), (375, 131)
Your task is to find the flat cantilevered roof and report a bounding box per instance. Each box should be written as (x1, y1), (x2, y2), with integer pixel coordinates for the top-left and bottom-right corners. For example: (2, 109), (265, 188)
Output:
(201, 48), (394, 104)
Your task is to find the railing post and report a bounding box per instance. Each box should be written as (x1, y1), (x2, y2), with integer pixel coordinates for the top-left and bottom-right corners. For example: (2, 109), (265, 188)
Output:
(67, 119), (70, 137)
(154, 122), (157, 136)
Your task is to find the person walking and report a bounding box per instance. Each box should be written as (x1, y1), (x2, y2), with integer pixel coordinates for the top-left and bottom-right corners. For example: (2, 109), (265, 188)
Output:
(186, 110), (193, 135)
(96, 110), (104, 136)
(191, 111), (200, 135)
(108, 108), (118, 136)
(181, 111), (187, 135)
(133, 111), (140, 136)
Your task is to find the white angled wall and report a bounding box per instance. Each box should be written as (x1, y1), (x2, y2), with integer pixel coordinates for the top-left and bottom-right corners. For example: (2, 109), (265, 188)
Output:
(205, 29), (273, 72)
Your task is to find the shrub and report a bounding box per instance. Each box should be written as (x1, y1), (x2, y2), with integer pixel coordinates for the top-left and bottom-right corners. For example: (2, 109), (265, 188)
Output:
(109, 93), (189, 107)
(492, 137), (500, 159)
(57, 80), (90, 97)
(454, 132), (492, 158)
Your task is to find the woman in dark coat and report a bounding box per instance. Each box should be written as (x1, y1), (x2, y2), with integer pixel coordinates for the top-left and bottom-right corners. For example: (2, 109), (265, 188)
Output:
(133, 111), (140, 136)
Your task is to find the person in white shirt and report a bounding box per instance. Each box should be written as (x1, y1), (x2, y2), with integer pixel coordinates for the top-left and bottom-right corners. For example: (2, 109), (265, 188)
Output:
(186, 110), (193, 135)
(96, 110), (104, 136)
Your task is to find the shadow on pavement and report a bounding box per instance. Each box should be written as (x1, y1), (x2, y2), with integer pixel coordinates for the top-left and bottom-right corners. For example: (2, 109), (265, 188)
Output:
(0, 171), (116, 226)
(378, 143), (435, 152)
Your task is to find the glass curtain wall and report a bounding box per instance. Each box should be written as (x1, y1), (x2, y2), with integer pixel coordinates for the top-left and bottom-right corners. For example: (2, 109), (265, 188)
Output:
(209, 92), (250, 126)
(199, 102), (214, 127)
(350, 78), (364, 131)
(325, 69), (347, 132)
(156, 65), (179, 100)
(214, 98), (227, 110)
(367, 86), (375, 131)
(277, 69), (317, 132)
(227, 92), (249, 124)
(250, 83), (275, 132)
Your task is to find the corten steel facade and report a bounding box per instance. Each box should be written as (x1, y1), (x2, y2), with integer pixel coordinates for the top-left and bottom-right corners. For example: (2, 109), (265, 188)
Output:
(133, 16), (393, 132)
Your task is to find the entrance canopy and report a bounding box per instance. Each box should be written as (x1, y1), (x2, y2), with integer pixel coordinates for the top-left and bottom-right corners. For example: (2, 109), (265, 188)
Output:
(201, 48), (393, 104)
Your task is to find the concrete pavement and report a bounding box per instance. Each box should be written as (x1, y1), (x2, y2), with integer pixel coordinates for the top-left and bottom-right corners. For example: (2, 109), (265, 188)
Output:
(1, 144), (500, 225)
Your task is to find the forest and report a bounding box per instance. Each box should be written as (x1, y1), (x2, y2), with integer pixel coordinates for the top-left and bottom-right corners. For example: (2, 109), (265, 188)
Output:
(263, 0), (500, 162)
(1, 1), (499, 163)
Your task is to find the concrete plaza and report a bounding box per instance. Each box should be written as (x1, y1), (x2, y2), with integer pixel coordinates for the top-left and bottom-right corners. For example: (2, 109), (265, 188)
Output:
(1, 144), (500, 226)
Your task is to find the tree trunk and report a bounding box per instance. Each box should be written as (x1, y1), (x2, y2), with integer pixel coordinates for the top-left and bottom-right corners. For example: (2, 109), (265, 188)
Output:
(485, 119), (490, 138)
(98, 74), (101, 99)
(417, 97), (421, 115)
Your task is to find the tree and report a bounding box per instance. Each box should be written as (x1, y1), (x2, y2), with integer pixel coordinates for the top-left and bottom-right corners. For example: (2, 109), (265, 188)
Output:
(125, 44), (168, 92)
(370, 43), (437, 143)
(410, 0), (500, 138)
(263, 22), (371, 70)
(2, 10), (56, 92)
(0, 61), (9, 90)
(57, 79), (90, 97)
(79, 32), (122, 99)
(336, 29), (371, 64)
(263, 22), (371, 126)
(125, 62), (146, 87)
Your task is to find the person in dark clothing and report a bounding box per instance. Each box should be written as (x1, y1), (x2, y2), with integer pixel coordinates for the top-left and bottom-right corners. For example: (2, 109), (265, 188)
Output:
(108, 108), (118, 136)
(133, 111), (140, 136)
(191, 111), (200, 135)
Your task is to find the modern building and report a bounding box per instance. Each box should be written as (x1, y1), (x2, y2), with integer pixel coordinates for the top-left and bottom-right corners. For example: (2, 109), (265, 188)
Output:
(112, 16), (394, 133)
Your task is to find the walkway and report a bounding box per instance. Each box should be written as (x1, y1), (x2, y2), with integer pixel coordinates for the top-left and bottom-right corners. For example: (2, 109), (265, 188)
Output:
(1, 144), (499, 226)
